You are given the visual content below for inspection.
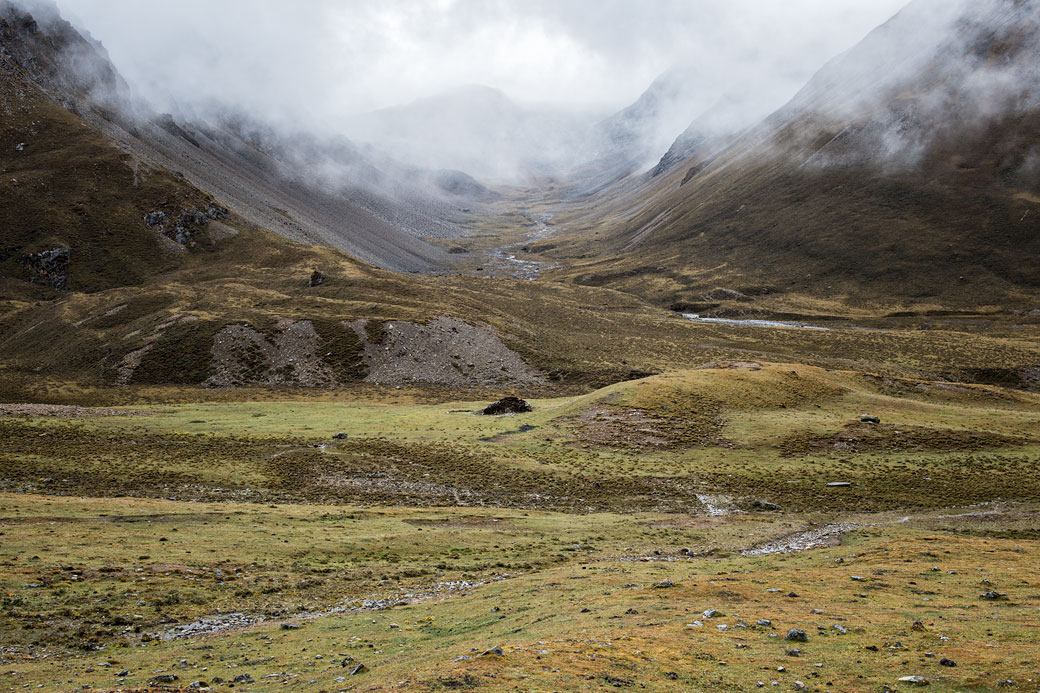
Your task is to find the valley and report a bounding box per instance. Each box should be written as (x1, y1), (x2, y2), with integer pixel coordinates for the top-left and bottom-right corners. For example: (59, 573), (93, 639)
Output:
(1, 0), (1039, 690)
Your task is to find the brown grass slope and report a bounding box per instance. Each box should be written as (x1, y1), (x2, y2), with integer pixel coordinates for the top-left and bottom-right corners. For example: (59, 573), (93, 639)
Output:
(547, 0), (1040, 313)
(0, 10), (229, 297)
(0, 1), (459, 275)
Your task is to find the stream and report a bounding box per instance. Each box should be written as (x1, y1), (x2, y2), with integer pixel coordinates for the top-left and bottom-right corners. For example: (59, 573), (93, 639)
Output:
(487, 215), (556, 280)
(682, 313), (832, 330)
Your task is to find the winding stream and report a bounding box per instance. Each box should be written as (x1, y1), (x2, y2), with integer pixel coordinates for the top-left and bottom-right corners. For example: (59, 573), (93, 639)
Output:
(488, 215), (556, 280)
(682, 313), (832, 330)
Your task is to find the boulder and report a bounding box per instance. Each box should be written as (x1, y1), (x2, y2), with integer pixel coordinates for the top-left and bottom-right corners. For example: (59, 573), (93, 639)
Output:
(481, 396), (532, 416)
(785, 629), (808, 642)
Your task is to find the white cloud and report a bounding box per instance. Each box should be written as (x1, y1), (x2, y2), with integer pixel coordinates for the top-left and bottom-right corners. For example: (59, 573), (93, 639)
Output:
(55, 0), (910, 124)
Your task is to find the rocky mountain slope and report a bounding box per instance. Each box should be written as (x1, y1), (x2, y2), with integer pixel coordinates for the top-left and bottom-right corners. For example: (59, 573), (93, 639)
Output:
(0, 0), (472, 275)
(547, 0), (1040, 312)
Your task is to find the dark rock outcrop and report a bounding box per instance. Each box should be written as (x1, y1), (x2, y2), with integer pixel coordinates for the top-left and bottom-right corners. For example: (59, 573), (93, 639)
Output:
(481, 396), (532, 416)
(18, 246), (69, 289)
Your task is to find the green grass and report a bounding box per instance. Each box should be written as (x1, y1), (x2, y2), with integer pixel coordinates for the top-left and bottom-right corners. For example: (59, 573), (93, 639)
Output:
(2, 494), (1037, 691)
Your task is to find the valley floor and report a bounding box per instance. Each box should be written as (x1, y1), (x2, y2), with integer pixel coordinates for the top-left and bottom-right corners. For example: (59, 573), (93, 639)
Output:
(1, 364), (1039, 691)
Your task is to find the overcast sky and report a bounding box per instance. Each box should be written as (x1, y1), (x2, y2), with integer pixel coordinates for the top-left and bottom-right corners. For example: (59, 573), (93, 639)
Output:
(54, 0), (911, 126)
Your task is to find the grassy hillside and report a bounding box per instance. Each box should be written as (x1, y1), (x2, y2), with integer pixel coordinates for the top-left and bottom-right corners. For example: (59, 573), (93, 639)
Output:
(528, 1), (1040, 314)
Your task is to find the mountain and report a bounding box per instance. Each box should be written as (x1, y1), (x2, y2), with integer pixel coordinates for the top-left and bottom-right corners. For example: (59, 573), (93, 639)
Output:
(550, 0), (1040, 312)
(0, 0), (476, 277)
(343, 85), (598, 183)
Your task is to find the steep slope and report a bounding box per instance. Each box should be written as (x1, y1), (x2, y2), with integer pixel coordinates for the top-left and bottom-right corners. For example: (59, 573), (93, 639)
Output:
(551, 0), (1040, 312)
(0, 0), (465, 274)
(0, 2), (237, 296)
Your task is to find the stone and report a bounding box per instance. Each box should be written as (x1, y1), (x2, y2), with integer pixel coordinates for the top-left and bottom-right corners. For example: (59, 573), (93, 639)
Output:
(18, 246), (70, 289)
(785, 629), (808, 642)
(897, 676), (929, 685)
(939, 658), (956, 667)
(860, 415), (881, 424)
(980, 590), (1005, 600)
(827, 482), (852, 487)
(653, 579), (676, 588)
(280, 622), (299, 630)
(332, 432), (347, 439)
(793, 682), (808, 691)
(481, 396), (532, 416)
(231, 674), (254, 684)
(832, 625), (848, 634)
(752, 501), (782, 511)
(786, 649), (801, 657)
(149, 675), (179, 684)
(703, 609), (724, 618)
(309, 270), (326, 287)
(717, 624), (728, 631)
(481, 646), (505, 656)
(757, 620), (772, 627)
(144, 211), (167, 226)
(349, 663), (367, 676)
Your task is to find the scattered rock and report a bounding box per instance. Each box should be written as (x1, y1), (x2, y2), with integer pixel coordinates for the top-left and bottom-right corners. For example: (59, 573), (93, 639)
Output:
(309, 270), (326, 287)
(653, 579), (676, 588)
(703, 609), (724, 618)
(785, 629), (808, 642)
(604, 675), (635, 687)
(481, 646), (505, 657)
(786, 649), (801, 657)
(332, 432), (347, 439)
(860, 415), (881, 424)
(481, 396), (533, 416)
(832, 625), (848, 635)
(793, 682), (808, 691)
(980, 590), (1005, 600)
(149, 675), (179, 684)
(757, 620), (772, 627)
(349, 663), (367, 676)
(280, 623), (299, 630)
(752, 501), (782, 511)
(939, 658), (956, 667)
(996, 680), (1014, 687)
(897, 675), (929, 685)
(231, 674), (254, 684)
(826, 482), (852, 487)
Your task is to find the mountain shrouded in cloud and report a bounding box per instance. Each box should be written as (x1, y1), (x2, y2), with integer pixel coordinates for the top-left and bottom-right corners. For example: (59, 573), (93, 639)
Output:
(48, 0), (910, 180)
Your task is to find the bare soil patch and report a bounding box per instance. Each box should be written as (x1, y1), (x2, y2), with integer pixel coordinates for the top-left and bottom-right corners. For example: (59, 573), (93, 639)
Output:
(778, 421), (1032, 457)
(0, 403), (150, 418)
